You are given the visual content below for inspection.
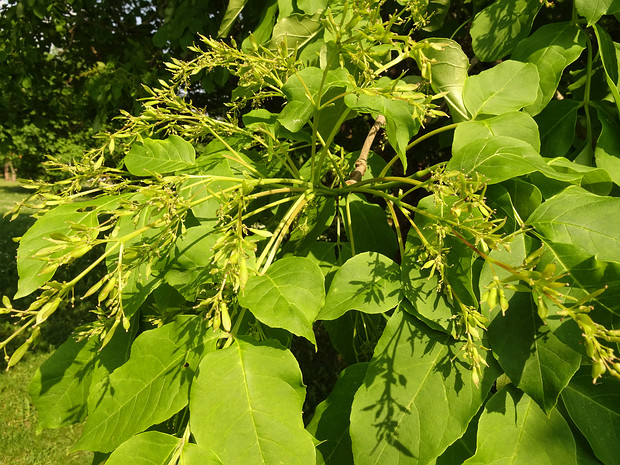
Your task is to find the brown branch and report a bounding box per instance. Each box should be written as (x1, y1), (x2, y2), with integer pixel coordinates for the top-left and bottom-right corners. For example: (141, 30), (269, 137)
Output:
(345, 114), (386, 185)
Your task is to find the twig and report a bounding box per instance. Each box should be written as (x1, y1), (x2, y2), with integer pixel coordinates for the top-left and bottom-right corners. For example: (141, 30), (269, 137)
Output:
(346, 114), (386, 185)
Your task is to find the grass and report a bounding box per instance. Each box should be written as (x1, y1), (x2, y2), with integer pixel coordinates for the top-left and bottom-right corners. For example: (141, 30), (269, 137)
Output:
(0, 180), (93, 465)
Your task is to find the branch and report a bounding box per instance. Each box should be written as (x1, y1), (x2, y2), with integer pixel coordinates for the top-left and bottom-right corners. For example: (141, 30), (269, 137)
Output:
(346, 114), (386, 185)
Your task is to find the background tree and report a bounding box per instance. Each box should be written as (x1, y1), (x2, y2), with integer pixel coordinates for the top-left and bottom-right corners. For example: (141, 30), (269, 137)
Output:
(0, 0), (233, 179)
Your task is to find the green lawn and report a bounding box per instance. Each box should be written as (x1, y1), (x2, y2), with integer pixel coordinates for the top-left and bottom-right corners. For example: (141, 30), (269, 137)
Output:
(0, 180), (93, 465)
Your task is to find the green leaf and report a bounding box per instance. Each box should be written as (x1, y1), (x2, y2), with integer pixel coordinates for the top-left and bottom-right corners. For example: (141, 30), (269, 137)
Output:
(179, 153), (240, 227)
(278, 67), (351, 133)
(74, 316), (219, 452)
(344, 78), (418, 168)
(241, 0), (279, 49)
(269, 11), (323, 50)
(306, 363), (368, 465)
(416, 38), (469, 120)
(594, 103), (620, 186)
(527, 186), (620, 263)
(16, 195), (128, 299)
(107, 195), (168, 317)
(594, 24), (619, 86)
(544, 241), (620, 317)
(448, 135), (555, 184)
(189, 337), (315, 465)
(463, 387), (578, 465)
(575, 0), (620, 26)
(501, 178), (543, 226)
(124, 135), (196, 176)
(161, 224), (221, 300)
(536, 99), (581, 158)
(319, 252), (401, 320)
(452, 111), (540, 154)
(218, 0), (249, 37)
(350, 309), (498, 465)
(104, 432), (179, 465)
(562, 369), (620, 465)
(29, 327), (134, 430)
(179, 444), (225, 465)
(511, 22), (586, 115)
(463, 61), (539, 117)
(297, 0), (328, 14)
(343, 194), (398, 258)
(400, 254), (458, 337)
(470, 0), (542, 62)
(488, 292), (582, 413)
(401, 196), (478, 333)
(546, 157), (612, 196)
(239, 257), (325, 344)
(435, 410), (479, 465)
(422, 0), (451, 32)
(287, 194), (336, 250)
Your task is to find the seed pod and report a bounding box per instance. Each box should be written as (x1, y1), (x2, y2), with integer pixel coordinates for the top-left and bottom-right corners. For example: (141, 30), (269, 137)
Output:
(541, 263), (556, 279)
(536, 296), (548, 320)
(83, 278), (105, 299)
(98, 276), (117, 303)
(69, 245), (91, 259)
(8, 339), (31, 368)
(40, 264), (59, 275)
(238, 257), (248, 291)
(213, 311), (221, 332)
(499, 290), (509, 314)
(242, 181), (254, 195)
(486, 287), (498, 310)
(471, 368), (480, 387)
(50, 232), (72, 242)
(2, 295), (11, 309)
(524, 246), (545, 265)
(36, 298), (61, 325)
(591, 359), (607, 380)
(220, 303), (232, 332)
(584, 338), (596, 358)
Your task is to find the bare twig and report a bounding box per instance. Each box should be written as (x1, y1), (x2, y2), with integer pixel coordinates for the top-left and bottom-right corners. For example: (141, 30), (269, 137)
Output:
(346, 114), (386, 185)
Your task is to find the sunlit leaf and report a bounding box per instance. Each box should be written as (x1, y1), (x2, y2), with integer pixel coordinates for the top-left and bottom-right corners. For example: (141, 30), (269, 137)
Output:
(189, 337), (315, 465)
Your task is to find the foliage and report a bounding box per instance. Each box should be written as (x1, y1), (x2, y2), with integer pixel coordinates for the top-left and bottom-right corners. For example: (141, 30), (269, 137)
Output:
(0, 0), (232, 178)
(2, 0), (620, 464)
